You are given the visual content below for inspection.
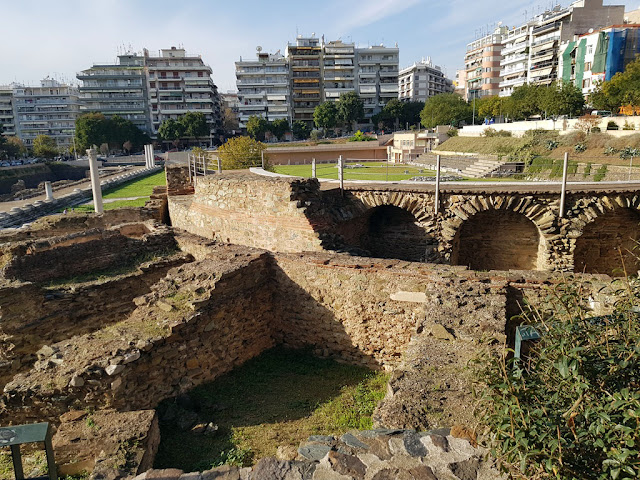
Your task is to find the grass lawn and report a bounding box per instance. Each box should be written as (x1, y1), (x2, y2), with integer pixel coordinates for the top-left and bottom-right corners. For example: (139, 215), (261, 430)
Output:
(272, 162), (436, 181)
(154, 347), (388, 472)
(73, 170), (166, 212)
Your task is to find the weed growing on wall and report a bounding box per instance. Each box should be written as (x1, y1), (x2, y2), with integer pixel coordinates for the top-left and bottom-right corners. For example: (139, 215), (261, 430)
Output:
(475, 277), (640, 479)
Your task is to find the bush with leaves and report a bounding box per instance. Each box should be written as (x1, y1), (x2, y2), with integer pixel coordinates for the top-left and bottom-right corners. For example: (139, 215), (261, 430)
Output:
(546, 140), (559, 151)
(607, 121), (619, 131)
(477, 277), (640, 480)
(574, 143), (587, 153)
(619, 147), (640, 160)
(604, 146), (619, 156)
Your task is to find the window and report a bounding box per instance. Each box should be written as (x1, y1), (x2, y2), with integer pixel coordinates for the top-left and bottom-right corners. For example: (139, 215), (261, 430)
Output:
(582, 78), (591, 89)
(588, 45), (593, 54)
(585, 62), (592, 72)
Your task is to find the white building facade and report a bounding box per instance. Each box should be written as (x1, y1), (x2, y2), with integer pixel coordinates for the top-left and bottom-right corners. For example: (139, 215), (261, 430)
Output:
(398, 58), (453, 102)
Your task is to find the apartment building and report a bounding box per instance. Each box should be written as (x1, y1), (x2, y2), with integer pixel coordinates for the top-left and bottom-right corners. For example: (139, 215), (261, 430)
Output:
(494, 0), (625, 96)
(235, 50), (290, 130)
(287, 36), (323, 124)
(499, 25), (530, 97)
(323, 40), (356, 102)
(398, 58), (453, 102)
(145, 47), (221, 137)
(10, 78), (80, 151)
(78, 47), (222, 139)
(235, 34), (399, 129)
(0, 86), (15, 136)
(357, 45), (399, 119)
(559, 24), (640, 99)
(77, 53), (150, 133)
(464, 26), (507, 100)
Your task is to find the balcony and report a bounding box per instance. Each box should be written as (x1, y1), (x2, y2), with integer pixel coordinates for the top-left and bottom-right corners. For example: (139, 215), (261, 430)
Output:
(499, 76), (527, 88)
(501, 43), (528, 56)
(532, 21), (561, 36)
(239, 103), (267, 109)
(359, 86), (376, 94)
(500, 64), (527, 76)
(501, 53), (527, 66)
(237, 79), (266, 86)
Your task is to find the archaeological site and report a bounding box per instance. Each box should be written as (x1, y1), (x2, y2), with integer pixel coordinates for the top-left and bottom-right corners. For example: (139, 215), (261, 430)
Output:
(1, 163), (638, 480)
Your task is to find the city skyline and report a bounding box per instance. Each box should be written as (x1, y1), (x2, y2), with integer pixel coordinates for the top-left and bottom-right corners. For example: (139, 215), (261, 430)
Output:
(4, 0), (638, 93)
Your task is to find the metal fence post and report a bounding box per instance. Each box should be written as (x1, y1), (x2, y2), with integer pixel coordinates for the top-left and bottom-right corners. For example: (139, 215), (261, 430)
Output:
(559, 151), (569, 218)
(261, 150), (265, 169)
(312, 158), (316, 179)
(338, 155), (344, 196)
(435, 154), (441, 216)
(217, 156), (222, 174)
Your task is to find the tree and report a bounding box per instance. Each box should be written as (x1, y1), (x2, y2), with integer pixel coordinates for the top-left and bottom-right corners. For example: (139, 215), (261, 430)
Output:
(540, 82), (585, 119)
(32, 135), (58, 159)
(381, 99), (404, 131)
(217, 136), (267, 169)
(270, 119), (289, 141)
(401, 101), (425, 129)
(337, 92), (364, 132)
(75, 113), (108, 151)
(222, 107), (239, 135)
(590, 56), (640, 111)
(313, 101), (338, 136)
(123, 140), (133, 154)
(503, 84), (544, 120)
(180, 111), (210, 143)
(4, 136), (26, 158)
(292, 121), (311, 140)
(575, 114), (601, 134)
(158, 118), (185, 148)
(420, 93), (472, 128)
(477, 96), (505, 119)
(246, 115), (269, 141)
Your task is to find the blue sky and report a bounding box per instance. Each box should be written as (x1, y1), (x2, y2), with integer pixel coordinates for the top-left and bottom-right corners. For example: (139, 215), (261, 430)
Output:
(2, 0), (638, 91)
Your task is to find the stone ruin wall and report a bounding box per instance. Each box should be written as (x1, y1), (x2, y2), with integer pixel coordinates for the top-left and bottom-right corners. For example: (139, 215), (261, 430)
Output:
(168, 171), (326, 253)
(165, 164), (640, 276)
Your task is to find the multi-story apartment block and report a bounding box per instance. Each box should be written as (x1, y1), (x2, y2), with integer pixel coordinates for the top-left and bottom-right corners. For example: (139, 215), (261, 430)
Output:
(559, 24), (640, 100)
(357, 45), (399, 119)
(145, 47), (221, 138)
(235, 50), (290, 130)
(464, 26), (507, 100)
(494, 0), (625, 97)
(398, 58), (453, 102)
(12, 78), (80, 151)
(235, 34), (399, 129)
(0, 86), (15, 136)
(499, 25), (531, 97)
(77, 53), (151, 133)
(323, 40), (356, 102)
(287, 36), (323, 125)
(78, 47), (222, 141)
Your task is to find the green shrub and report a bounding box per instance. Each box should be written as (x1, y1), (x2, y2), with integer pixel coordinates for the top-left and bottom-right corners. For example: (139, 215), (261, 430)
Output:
(591, 126), (601, 133)
(348, 130), (376, 142)
(607, 121), (619, 130)
(583, 162), (592, 178)
(623, 121), (636, 131)
(574, 143), (587, 153)
(546, 139), (559, 150)
(619, 147), (640, 160)
(604, 146), (618, 156)
(594, 164), (608, 181)
(477, 278), (640, 480)
(447, 128), (458, 137)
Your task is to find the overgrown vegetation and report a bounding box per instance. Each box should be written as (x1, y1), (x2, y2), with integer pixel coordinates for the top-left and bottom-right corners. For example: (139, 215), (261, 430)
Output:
(155, 347), (388, 471)
(476, 277), (640, 479)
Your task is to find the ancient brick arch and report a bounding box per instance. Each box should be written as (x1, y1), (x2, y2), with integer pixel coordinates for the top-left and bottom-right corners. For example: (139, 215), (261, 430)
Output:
(341, 191), (436, 262)
(570, 195), (640, 275)
(440, 194), (558, 271)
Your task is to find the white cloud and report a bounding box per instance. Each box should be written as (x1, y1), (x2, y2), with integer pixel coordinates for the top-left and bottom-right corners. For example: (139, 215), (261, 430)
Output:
(333, 0), (422, 31)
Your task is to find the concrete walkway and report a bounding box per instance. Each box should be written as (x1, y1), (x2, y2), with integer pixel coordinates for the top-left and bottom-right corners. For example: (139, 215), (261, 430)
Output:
(0, 166), (147, 213)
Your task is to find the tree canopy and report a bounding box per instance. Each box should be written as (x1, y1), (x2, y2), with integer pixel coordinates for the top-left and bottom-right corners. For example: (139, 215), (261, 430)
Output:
(292, 121), (311, 140)
(157, 118), (185, 147)
(337, 92), (364, 131)
(313, 101), (339, 134)
(590, 56), (640, 111)
(270, 119), (290, 141)
(246, 115), (269, 141)
(76, 113), (150, 152)
(32, 135), (58, 159)
(420, 93), (473, 128)
(372, 100), (425, 131)
(217, 136), (267, 169)
(180, 111), (210, 140)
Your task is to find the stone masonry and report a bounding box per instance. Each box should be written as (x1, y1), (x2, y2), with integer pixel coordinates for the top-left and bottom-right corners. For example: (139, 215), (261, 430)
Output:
(166, 165), (640, 276)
